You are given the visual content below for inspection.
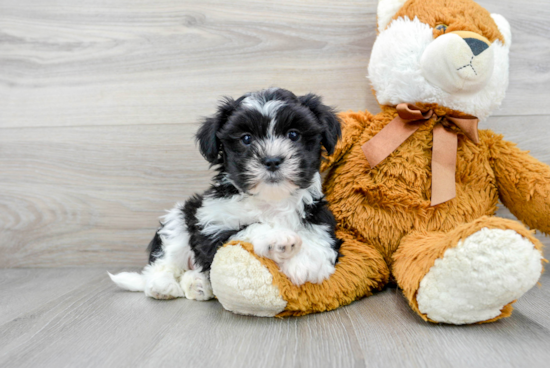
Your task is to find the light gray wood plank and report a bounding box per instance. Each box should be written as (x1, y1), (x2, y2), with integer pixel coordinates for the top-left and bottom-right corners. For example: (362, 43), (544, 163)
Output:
(345, 280), (550, 368)
(0, 268), (548, 368)
(0, 124), (211, 267)
(1, 1), (549, 366)
(481, 0), (550, 116)
(0, 0), (378, 128)
(2, 115), (549, 268)
(482, 114), (550, 159)
(0, 268), (107, 325)
(142, 304), (366, 368)
(1, 0), (549, 130)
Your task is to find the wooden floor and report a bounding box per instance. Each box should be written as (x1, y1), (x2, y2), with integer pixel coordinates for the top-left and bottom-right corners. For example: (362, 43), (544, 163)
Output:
(1, 0), (550, 367)
(0, 268), (549, 368)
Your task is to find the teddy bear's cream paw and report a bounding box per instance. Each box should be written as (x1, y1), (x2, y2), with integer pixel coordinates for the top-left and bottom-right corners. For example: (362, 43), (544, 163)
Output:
(145, 275), (185, 300)
(210, 244), (287, 317)
(180, 270), (214, 301)
(416, 228), (543, 324)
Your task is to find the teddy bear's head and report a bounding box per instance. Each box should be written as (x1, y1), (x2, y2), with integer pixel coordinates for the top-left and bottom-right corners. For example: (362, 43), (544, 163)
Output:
(368, 0), (511, 120)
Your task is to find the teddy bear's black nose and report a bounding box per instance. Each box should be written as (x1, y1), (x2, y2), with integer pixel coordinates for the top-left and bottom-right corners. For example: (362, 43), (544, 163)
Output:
(464, 38), (489, 56)
(262, 157), (284, 172)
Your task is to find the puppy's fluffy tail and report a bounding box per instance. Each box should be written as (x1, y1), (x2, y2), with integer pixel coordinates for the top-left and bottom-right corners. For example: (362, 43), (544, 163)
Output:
(108, 271), (145, 292)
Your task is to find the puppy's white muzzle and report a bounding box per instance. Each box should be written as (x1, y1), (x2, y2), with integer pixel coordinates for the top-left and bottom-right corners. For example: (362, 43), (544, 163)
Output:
(421, 31), (494, 94)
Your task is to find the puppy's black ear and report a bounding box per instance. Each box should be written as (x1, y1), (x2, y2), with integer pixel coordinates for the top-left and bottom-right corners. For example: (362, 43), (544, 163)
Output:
(196, 97), (238, 164)
(299, 94), (341, 155)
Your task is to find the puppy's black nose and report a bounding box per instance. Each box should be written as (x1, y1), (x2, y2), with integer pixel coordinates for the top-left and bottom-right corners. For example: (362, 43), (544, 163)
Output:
(262, 157), (284, 172)
(464, 38), (489, 56)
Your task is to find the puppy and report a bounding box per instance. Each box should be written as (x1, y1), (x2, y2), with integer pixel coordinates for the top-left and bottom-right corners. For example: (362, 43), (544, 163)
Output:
(109, 88), (342, 300)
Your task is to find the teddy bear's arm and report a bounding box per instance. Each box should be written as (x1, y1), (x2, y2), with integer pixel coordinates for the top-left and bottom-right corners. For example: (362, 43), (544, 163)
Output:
(321, 110), (373, 172)
(487, 131), (550, 235)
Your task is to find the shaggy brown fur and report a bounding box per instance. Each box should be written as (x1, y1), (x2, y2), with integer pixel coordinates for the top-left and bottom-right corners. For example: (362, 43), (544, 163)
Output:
(223, 228), (390, 317)
(214, 0), (547, 322)
(391, 0), (504, 43)
(393, 216), (544, 322)
(320, 106), (547, 322)
(226, 106), (547, 320)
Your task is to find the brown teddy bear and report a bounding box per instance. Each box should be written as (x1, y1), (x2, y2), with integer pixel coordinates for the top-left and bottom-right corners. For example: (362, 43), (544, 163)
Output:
(209, 0), (547, 324)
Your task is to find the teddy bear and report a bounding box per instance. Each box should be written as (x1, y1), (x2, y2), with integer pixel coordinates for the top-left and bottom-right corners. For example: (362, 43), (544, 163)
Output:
(208, 0), (548, 324)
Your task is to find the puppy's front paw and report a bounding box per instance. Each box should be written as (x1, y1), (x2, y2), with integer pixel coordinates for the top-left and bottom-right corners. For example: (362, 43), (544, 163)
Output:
(279, 248), (337, 286)
(145, 276), (184, 300)
(253, 230), (302, 263)
(181, 270), (214, 301)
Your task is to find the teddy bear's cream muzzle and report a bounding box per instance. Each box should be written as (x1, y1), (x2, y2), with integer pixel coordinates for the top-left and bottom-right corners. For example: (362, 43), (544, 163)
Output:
(421, 31), (494, 94)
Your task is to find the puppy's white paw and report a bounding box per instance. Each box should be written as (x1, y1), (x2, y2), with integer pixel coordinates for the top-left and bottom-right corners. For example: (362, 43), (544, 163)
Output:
(145, 275), (184, 300)
(181, 270), (214, 301)
(279, 247), (337, 286)
(253, 230), (302, 263)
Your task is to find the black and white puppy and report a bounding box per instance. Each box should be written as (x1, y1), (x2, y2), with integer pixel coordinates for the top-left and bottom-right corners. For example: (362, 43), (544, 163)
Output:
(109, 88), (342, 301)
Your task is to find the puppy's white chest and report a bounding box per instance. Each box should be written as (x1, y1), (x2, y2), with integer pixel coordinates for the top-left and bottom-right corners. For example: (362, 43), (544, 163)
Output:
(251, 198), (303, 228)
(196, 192), (304, 236)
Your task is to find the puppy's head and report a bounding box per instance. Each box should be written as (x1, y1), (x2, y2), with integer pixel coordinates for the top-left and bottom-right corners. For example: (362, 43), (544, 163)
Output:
(196, 88), (340, 200)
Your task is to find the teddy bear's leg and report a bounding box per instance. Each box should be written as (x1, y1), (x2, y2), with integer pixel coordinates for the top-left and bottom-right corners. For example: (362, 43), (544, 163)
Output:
(393, 216), (544, 325)
(210, 228), (390, 317)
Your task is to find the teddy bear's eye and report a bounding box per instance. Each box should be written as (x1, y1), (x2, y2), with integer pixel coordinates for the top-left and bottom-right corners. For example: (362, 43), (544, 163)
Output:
(435, 24), (448, 32)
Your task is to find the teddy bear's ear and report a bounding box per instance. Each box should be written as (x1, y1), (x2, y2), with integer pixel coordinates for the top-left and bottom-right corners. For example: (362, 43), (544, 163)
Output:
(491, 14), (512, 48)
(196, 97), (238, 165)
(299, 94), (341, 155)
(377, 0), (408, 33)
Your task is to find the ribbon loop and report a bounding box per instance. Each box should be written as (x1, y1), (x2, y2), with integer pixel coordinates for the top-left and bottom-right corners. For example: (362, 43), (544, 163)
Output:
(396, 103), (434, 121)
(446, 116), (480, 144)
(361, 103), (434, 168)
(361, 103), (479, 206)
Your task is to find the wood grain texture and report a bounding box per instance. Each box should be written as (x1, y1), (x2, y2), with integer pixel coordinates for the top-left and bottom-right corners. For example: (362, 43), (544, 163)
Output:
(1, 0), (550, 268)
(0, 0), (549, 130)
(0, 268), (549, 368)
(1, 2), (550, 367)
(1, 116), (549, 267)
(0, 0), (378, 128)
(0, 125), (211, 267)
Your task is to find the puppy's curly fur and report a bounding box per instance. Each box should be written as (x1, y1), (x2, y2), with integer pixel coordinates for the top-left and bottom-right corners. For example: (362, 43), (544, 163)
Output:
(109, 88), (342, 300)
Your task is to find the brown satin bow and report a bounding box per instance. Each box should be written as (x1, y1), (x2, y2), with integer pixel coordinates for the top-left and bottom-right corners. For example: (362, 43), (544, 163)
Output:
(361, 103), (479, 206)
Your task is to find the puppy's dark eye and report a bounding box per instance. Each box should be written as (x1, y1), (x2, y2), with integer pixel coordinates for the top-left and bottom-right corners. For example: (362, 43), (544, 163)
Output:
(241, 134), (252, 146)
(287, 130), (300, 142)
(435, 24), (448, 32)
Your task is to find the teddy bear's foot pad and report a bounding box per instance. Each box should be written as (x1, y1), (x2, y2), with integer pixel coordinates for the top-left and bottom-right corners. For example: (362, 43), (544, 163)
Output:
(416, 228), (542, 324)
(211, 244), (287, 317)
